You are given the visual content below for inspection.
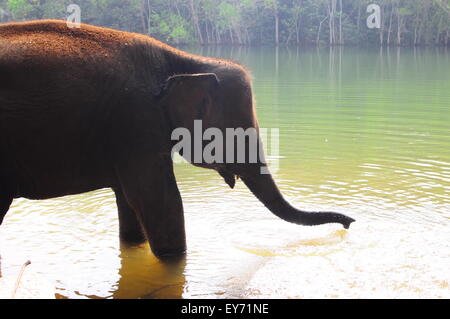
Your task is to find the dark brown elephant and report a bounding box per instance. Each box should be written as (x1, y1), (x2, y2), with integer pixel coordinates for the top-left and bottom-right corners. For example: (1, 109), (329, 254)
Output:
(0, 20), (354, 258)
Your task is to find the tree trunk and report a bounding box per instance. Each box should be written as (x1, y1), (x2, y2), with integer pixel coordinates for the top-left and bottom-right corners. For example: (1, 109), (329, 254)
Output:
(328, 0), (337, 45)
(328, 1), (332, 45)
(414, 25), (418, 46)
(274, 1), (279, 46)
(339, 0), (343, 45)
(296, 13), (301, 45)
(229, 26), (234, 44)
(379, 2), (385, 46)
(189, 0), (203, 44)
(147, 0), (151, 35)
(356, 1), (361, 37)
(216, 26), (221, 44)
(396, 6), (402, 46)
(436, 15), (443, 45)
(387, 3), (394, 45)
(317, 16), (328, 44)
(234, 24), (242, 44)
(140, 0), (146, 34)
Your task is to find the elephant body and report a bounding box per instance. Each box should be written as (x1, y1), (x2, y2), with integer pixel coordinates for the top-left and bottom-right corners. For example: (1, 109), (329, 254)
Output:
(0, 20), (354, 258)
(0, 20), (213, 200)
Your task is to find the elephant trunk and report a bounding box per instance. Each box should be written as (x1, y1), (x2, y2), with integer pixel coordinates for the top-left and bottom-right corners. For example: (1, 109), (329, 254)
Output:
(240, 168), (355, 229)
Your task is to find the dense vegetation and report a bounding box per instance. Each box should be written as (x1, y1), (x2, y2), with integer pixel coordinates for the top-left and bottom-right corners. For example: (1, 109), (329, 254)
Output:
(0, 0), (449, 46)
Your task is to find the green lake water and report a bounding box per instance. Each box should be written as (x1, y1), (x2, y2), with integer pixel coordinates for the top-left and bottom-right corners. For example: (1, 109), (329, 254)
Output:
(0, 46), (449, 298)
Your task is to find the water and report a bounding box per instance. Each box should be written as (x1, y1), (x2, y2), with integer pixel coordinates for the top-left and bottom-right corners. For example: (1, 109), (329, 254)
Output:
(0, 46), (449, 298)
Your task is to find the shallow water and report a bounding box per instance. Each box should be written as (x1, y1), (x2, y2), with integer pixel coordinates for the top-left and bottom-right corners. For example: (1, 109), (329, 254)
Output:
(0, 46), (449, 298)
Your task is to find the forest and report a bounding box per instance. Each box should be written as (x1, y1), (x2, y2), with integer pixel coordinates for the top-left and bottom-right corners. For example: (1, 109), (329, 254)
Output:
(0, 0), (449, 46)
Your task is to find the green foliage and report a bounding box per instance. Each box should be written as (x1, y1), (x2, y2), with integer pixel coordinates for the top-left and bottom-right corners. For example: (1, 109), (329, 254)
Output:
(7, 0), (34, 18)
(152, 12), (190, 43)
(0, 0), (448, 46)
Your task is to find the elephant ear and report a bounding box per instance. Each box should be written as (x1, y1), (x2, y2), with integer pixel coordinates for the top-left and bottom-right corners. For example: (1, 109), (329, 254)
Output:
(159, 73), (220, 126)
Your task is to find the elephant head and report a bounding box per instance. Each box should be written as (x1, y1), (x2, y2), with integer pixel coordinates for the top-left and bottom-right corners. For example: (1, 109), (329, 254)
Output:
(159, 68), (355, 229)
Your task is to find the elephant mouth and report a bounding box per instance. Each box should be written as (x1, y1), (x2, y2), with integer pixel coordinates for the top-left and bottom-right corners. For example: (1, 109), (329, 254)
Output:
(217, 168), (238, 189)
(191, 163), (238, 189)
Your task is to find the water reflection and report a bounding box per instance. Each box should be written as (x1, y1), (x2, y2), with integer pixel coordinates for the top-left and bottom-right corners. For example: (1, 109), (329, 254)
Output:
(112, 243), (186, 299)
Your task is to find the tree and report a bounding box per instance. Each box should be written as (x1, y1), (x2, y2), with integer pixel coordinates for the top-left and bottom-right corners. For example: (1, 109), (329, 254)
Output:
(0, 0), (448, 46)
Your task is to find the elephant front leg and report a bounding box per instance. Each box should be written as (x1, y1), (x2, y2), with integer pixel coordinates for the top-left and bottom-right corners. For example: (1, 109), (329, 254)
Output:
(116, 154), (186, 258)
(113, 188), (146, 245)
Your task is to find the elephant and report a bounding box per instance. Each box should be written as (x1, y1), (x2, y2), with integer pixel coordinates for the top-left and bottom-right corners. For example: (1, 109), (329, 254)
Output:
(0, 20), (354, 258)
